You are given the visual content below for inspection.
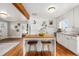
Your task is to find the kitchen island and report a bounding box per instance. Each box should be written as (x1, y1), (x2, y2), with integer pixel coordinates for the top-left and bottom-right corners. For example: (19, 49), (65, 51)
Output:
(23, 34), (56, 56)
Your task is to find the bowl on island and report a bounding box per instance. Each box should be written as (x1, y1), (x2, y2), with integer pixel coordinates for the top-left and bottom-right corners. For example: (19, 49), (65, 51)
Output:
(39, 32), (45, 36)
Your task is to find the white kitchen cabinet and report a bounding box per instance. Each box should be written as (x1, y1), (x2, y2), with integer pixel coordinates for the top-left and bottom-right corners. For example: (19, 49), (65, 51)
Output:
(62, 35), (68, 48)
(57, 33), (64, 45)
(60, 34), (65, 45)
(57, 33), (79, 55)
(69, 37), (77, 54)
(57, 33), (69, 48)
(74, 6), (79, 28)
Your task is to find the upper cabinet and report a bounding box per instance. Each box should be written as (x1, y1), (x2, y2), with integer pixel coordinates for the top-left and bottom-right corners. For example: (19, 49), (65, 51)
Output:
(58, 5), (79, 29)
(74, 6), (79, 28)
(58, 10), (74, 30)
(63, 10), (74, 28)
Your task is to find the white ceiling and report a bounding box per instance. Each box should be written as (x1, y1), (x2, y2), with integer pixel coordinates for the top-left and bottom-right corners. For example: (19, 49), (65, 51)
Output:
(0, 3), (27, 21)
(24, 3), (79, 19)
(0, 3), (79, 21)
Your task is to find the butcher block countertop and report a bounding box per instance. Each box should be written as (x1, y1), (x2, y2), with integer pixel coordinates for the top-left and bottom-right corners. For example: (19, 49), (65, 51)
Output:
(23, 34), (55, 38)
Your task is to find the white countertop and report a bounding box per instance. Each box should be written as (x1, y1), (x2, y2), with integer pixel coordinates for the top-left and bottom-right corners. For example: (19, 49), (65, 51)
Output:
(0, 42), (19, 56)
(58, 32), (79, 37)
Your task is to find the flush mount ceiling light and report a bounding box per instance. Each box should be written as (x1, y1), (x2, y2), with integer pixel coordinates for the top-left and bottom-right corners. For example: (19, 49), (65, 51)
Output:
(48, 7), (56, 13)
(0, 11), (9, 18)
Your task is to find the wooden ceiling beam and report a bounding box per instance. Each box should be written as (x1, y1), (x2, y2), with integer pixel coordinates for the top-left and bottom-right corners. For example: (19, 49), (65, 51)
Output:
(12, 3), (30, 19)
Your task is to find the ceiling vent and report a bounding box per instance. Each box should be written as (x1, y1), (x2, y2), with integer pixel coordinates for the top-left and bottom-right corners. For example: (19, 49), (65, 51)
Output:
(32, 13), (37, 16)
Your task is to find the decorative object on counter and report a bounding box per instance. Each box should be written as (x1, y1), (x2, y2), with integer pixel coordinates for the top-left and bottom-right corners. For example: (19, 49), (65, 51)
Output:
(39, 32), (45, 36)
(57, 28), (62, 32)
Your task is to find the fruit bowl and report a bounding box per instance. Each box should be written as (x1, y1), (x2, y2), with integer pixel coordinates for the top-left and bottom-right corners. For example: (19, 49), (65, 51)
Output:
(39, 32), (45, 36)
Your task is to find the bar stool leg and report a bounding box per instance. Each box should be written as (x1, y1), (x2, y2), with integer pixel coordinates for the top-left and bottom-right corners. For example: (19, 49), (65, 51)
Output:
(27, 45), (31, 56)
(34, 44), (37, 55)
(41, 44), (44, 56)
(47, 45), (50, 51)
(28, 45), (31, 52)
(47, 44), (51, 56)
(35, 44), (37, 51)
(42, 44), (44, 51)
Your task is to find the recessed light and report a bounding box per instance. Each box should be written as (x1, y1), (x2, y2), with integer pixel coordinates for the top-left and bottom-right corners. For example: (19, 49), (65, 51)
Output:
(48, 7), (55, 13)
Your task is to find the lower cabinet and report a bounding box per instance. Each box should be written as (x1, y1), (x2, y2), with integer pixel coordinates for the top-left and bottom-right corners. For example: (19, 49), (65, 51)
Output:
(57, 33), (64, 45)
(68, 37), (77, 53)
(57, 33), (79, 55)
(62, 35), (68, 48)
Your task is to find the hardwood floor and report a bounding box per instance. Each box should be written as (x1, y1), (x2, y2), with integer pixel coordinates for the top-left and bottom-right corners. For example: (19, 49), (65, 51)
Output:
(25, 51), (54, 56)
(56, 43), (77, 56)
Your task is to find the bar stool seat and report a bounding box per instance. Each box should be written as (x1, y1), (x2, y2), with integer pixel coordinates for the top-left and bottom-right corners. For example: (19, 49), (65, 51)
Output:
(28, 41), (37, 45)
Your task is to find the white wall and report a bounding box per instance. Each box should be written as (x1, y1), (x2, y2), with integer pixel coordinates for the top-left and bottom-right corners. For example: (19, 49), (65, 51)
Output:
(8, 21), (27, 38)
(28, 15), (57, 34)
(0, 3), (28, 38)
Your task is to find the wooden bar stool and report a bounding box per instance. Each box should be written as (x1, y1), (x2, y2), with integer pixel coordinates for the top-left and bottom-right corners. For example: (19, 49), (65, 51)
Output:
(28, 41), (38, 52)
(41, 41), (51, 51)
(27, 41), (38, 56)
(41, 41), (52, 56)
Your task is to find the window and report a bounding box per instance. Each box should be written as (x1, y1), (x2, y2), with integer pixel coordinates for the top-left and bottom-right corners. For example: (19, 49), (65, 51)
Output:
(59, 19), (70, 30)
